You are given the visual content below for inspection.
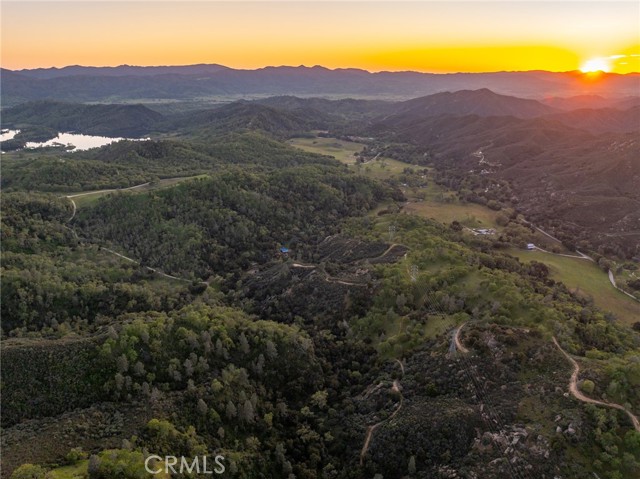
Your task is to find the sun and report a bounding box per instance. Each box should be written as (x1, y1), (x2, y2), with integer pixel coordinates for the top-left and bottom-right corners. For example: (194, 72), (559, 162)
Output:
(579, 58), (611, 73)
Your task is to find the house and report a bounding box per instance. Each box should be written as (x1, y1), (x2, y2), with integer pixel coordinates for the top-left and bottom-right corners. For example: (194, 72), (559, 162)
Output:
(470, 228), (496, 236)
(527, 243), (535, 250)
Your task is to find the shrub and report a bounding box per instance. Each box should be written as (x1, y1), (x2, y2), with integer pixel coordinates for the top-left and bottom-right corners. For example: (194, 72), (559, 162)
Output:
(9, 464), (48, 479)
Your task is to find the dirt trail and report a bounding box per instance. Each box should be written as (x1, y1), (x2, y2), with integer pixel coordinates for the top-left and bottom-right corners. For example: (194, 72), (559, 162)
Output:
(552, 337), (640, 432)
(524, 222), (594, 262)
(532, 246), (593, 262)
(608, 270), (640, 303)
(66, 182), (151, 199)
(64, 182), (151, 221)
(62, 183), (203, 285)
(67, 198), (77, 221)
(360, 360), (405, 465)
(453, 323), (469, 354)
(373, 243), (403, 260)
(99, 247), (199, 284)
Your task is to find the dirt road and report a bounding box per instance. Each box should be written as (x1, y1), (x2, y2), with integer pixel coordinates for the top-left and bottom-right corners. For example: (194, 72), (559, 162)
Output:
(64, 182), (150, 221)
(453, 323), (469, 354)
(552, 337), (640, 432)
(360, 360), (405, 465)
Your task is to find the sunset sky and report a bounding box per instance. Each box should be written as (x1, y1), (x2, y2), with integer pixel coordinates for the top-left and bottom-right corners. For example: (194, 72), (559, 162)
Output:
(2, 1), (639, 73)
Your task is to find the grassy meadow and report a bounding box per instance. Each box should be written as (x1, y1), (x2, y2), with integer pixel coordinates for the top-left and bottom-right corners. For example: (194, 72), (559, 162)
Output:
(509, 248), (640, 326)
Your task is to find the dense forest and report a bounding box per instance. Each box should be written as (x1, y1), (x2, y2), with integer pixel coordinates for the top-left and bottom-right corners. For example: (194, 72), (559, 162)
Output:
(2, 95), (639, 479)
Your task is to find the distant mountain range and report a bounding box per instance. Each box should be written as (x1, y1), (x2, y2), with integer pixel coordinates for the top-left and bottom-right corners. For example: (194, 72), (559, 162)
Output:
(2, 64), (639, 105)
(259, 89), (640, 133)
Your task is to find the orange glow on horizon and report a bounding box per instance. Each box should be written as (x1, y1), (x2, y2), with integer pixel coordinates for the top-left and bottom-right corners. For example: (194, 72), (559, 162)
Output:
(1, 2), (638, 74)
(580, 58), (612, 73)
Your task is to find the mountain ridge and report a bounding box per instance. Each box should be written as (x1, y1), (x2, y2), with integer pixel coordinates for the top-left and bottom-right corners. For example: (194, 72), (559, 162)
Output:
(2, 65), (639, 105)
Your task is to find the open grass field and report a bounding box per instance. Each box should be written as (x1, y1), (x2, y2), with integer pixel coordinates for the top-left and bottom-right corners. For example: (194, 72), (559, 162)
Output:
(508, 248), (640, 326)
(288, 137), (410, 179)
(290, 135), (503, 227)
(403, 200), (500, 228)
(288, 137), (363, 163)
(401, 175), (504, 228)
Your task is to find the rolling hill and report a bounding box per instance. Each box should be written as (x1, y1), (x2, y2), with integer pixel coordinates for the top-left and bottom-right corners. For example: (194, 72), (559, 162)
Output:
(255, 96), (394, 120)
(384, 88), (559, 119)
(2, 101), (164, 137)
(166, 101), (333, 138)
(544, 106), (640, 134)
(370, 111), (640, 257)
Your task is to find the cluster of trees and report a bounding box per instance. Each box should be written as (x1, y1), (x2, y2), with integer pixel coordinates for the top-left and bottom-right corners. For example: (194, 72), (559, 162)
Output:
(2, 157), (153, 192)
(98, 304), (332, 476)
(2, 132), (352, 193)
(77, 166), (393, 281)
(1, 192), (200, 334)
(586, 407), (640, 479)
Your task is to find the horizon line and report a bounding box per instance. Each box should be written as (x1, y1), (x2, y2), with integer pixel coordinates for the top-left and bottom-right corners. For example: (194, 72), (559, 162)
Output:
(4, 62), (640, 75)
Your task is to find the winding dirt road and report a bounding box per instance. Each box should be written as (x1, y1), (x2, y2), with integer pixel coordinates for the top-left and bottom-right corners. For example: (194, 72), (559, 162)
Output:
(453, 323), (469, 354)
(67, 198), (77, 222)
(291, 242), (406, 287)
(552, 337), (640, 432)
(360, 359), (405, 465)
(608, 270), (640, 303)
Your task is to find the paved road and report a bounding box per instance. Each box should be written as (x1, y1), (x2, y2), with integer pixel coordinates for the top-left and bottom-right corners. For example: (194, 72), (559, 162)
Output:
(553, 337), (640, 432)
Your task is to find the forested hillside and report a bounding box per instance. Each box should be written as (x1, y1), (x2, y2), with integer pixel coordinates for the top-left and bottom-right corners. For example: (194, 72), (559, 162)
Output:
(76, 167), (394, 279)
(364, 111), (640, 258)
(2, 101), (163, 137)
(2, 91), (639, 479)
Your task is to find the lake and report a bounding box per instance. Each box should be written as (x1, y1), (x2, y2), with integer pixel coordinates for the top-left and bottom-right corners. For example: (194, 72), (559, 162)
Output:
(25, 132), (139, 151)
(0, 129), (20, 141)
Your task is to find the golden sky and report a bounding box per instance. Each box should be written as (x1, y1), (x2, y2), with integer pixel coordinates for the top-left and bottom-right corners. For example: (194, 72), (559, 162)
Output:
(1, 1), (639, 73)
